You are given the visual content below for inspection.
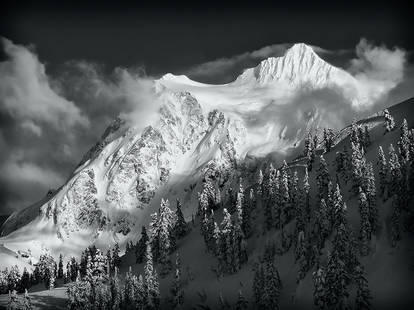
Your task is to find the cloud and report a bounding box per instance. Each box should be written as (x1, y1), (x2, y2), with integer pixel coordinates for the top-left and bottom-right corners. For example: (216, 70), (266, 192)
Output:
(185, 44), (291, 83)
(347, 38), (406, 108)
(0, 39), (160, 214)
(0, 38), (89, 132)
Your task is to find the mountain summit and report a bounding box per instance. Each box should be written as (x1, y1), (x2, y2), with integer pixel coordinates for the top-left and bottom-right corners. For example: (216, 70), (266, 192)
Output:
(235, 43), (355, 87)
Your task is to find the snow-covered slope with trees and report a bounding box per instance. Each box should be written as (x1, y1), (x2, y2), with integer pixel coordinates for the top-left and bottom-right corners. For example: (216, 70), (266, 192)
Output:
(0, 43), (413, 309)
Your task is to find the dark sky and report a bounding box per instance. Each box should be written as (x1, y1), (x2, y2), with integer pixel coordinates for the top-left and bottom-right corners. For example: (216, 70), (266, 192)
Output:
(0, 0), (413, 215)
(1, 0), (412, 76)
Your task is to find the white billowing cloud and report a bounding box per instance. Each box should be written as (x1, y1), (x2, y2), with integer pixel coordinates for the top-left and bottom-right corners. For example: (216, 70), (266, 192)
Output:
(348, 38), (406, 108)
(0, 38), (89, 132)
(66, 61), (161, 131)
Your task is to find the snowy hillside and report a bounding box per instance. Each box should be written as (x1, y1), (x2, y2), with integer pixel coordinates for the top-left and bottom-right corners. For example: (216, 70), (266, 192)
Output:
(0, 40), (413, 309)
(0, 43), (411, 266)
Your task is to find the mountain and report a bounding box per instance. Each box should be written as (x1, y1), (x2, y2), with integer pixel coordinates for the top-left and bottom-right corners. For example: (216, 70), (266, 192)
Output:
(0, 43), (403, 265)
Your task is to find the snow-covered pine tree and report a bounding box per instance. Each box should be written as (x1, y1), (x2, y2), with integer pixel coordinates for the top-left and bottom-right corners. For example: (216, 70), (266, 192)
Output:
(265, 164), (277, 230)
(359, 188), (371, 256)
(136, 226), (149, 264)
(316, 199), (330, 250)
(170, 252), (184, 307)
(218, 208), (233, 274)
(323, 128), (334, 152)
(388, 143), (402, 197)
(384, 108), (395, 132)
(351, 118), (360, 145)
(67, 275), (92, 310)
(144, 243), (160, 310)
(257, 169), (264, 197)
(158, 199), (173, 276)
(38, 253), (56, 290)
(263, 259), (282, 310)
(280, 162), (290, 228)
(351, 141), (366, 194)
(325, 250), (348, 310)
(110, 267), (122, 310)
(365, 163), (379, 233)
(316, 155), (330, 202)
(303, 168), (311, 222)
(354, 264), (372, 310)
(290, 171), (299, 219)
(312, 266), (326, 309)
(174, 199), (188, 239)
(58, 254), (64, 279)
(333, 184), (347, 228)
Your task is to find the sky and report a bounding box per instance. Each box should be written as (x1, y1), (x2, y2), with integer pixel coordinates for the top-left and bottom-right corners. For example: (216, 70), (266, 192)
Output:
(0, 0), (413, 215)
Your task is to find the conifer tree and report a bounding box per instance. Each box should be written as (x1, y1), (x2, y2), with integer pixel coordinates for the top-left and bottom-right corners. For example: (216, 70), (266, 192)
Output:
(110, 267), (122, 310)
(170, 253), (184, 307)
(398, 119), (410, 162)
(20, 267), (30, 292)
(377, 146), (388, 198)
(359, 188), (371, 256)
(174, 199), (188, 239)
(383, 109), (395, 132)
(303, 168), (311, 222)
(365, 163), (378, 233)
(354, 265), (372, 310)
(263, 259), (282, 310)
(316, 199), (330, 250)
(58, 254), (64, 279)
(112, 243), (121, 271)
(325, 250), (348, 309)
(158, 199), (173, 276)
(257, 169), (264, 197)
(136, 226), (149, 264)
(144, 243), (160, 310)
(333, 184), (347, 227)
(312, 266), (326, 309)
(388, 144), (402, 197)
(316, 155), (330, 201)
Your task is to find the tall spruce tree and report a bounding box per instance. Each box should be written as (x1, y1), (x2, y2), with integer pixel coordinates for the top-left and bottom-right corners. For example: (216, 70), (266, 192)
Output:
(174, 199), (188, 239)
(58, 254), (64, 279)
(359, 188), (371, 256)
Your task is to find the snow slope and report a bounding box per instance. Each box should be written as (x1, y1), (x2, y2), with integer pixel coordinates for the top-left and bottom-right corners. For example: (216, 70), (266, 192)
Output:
(0, 43), (409, 270)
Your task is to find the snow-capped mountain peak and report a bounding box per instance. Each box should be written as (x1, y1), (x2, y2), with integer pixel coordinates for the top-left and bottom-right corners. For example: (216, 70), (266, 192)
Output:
(235, 43), (353, 88)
